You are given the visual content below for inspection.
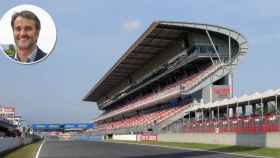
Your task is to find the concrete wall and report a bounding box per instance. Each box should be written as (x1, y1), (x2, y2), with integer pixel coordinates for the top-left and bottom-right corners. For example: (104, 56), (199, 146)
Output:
(158, 132), (280, 148)
(236, 134), (266, 147)
(0, 137), (20, 153)
(112, 134), (137, 141)
(266, 132), (280, 148)
(158, 133), (236, 145)
(0, 137), (34, 153)
(109, 132), (280, 148)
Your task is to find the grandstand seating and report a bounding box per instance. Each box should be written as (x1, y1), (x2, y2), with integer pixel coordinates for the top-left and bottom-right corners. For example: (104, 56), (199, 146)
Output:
(95, 105), (186, 133)
(95, 63), (221, 122)
(183, 114), (280, 134)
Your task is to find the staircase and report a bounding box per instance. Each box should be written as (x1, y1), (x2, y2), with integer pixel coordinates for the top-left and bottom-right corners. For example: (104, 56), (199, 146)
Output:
(157, 104), (192, 129)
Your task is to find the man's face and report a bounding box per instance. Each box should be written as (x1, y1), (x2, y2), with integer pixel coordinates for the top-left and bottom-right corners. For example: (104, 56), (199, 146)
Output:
(13, 16), (39, 50)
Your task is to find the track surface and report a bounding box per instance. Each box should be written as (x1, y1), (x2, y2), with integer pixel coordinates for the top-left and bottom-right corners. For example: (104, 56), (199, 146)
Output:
(38, 140), (260, 158)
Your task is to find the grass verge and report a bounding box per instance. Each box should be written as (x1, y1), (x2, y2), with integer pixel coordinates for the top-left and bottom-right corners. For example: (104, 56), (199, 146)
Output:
(108, 140), (280, 158)
(2, 141), (42, 158)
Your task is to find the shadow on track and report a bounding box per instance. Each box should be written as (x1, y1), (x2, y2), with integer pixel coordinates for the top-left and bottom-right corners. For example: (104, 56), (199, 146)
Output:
(124, 150), (246, 158)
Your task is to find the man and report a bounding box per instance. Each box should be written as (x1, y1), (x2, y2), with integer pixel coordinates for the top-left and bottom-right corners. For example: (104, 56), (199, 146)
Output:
(3, 10), (46, 63)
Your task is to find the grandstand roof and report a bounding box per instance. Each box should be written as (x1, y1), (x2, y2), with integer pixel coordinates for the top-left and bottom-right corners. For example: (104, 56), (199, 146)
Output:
(84, 21), (248, 102)
(194, 89), (280, 110)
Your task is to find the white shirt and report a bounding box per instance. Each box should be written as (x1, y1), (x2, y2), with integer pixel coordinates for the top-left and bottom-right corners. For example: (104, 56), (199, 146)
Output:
(14, 46), (38, 63)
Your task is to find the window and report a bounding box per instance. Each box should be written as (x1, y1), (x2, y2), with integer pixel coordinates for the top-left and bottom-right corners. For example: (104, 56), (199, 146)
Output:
(208, 47), (215, 54)
(199, 46), (208, 54)
(196, 45), (219, 54)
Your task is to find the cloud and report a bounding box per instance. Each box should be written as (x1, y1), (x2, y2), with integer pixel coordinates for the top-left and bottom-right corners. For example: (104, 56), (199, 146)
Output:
(122, 20), (141, 32)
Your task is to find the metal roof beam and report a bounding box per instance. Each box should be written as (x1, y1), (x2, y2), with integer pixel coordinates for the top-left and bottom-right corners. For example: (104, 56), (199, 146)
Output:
(121, 62), (143, 66)
(120, 65), (141, 69)
(111, 72), (128, 75)
(138, 44), (167, 49)
(156, 25), (190, 33)
(114, 69), (131, 73)
(146, 36), (178, 41)
(124, 58), (145, 64)
(118, 66), (138, 70)
(108, 75), (126, 79)
(126, 56), (150, 60)
(107, 79), (124, 83)
(132, 51), (158, 55)
(129, 53), (152, 58)
(120, 63), (141, 66)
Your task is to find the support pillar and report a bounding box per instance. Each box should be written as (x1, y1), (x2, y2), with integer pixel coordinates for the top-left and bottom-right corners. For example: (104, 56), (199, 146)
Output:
(202, 109), (204, 123)
(218, 106), (220, 121)
(276, 96), (278, 115)
(236, 102), (239, 118)
(252, 104), (256, 116)
(232, 106), (236, 118)
(242, 105), (246, 116)
(227, 105), (229, 119)
(261, 98), (264, 117)
(206, 29), (222, 64)
(209, 108), (211, 121)
(211, 109), (215, 120)
(263, 101), (268, 115)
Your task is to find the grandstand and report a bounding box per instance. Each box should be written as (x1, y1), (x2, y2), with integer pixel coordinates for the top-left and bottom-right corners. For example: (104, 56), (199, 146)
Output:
(0, 116), (20, 137)
(83, 21), (279, 139)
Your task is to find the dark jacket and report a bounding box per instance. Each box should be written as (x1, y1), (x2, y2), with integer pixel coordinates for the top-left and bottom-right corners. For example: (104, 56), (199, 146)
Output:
(3, 44), (47, 63)
(35, 48), (47, 62)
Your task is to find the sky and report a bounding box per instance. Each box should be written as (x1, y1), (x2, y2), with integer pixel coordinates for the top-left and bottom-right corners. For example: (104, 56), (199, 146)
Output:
(0, 0), (279, 124)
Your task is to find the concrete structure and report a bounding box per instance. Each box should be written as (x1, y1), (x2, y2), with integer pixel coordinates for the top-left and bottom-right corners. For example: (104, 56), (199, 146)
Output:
(84, 21), (248, 135)
(158, 132), (280, 148)
(0, 137), (37, 154)
(0, 107), (15, 123)
(0, 107), (21, 137)
(83, 21), (280, 147)
(0, 106), (24, 127)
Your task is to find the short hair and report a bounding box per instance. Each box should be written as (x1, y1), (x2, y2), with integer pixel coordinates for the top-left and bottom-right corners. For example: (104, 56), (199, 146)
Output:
(11, 10), (41, 31)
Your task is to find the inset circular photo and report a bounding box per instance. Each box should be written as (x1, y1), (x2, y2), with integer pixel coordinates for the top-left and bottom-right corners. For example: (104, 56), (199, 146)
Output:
(0, 4), (56, 64)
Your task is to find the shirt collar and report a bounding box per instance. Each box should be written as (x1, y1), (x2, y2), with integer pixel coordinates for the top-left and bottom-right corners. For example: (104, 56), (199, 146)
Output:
(14, 46), (38, 63)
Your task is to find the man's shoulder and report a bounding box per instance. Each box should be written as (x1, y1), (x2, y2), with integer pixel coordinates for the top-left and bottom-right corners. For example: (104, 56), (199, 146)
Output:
(1, 44), (16, 58)
(35, 47), (47, 61)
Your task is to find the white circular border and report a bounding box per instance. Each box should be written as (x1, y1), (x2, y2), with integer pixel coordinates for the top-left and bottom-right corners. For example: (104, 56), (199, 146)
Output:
(0, 4), (56, 64)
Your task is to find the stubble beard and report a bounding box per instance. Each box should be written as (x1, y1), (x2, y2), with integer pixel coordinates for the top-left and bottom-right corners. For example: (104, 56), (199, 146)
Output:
(15, 38), (35, 51)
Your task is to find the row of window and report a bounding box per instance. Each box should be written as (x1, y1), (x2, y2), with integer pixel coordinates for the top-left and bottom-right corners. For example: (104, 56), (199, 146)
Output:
(193, 45), (220, 55)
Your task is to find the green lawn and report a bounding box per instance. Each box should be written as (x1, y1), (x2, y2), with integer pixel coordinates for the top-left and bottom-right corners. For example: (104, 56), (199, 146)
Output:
(2, 141), (42, 158)
(109, 140), (280, 158)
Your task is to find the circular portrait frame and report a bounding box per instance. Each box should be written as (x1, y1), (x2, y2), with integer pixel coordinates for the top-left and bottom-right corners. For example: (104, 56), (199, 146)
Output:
(0, 4), (56, 64)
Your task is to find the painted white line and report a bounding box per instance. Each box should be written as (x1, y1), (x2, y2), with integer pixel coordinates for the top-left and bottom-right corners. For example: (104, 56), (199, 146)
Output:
(35, 139), (45, 158)
(106, 141), (272, 158)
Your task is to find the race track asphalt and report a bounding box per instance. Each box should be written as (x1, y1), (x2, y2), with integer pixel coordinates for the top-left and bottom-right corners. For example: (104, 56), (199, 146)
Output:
(38, 140), (260, 158)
